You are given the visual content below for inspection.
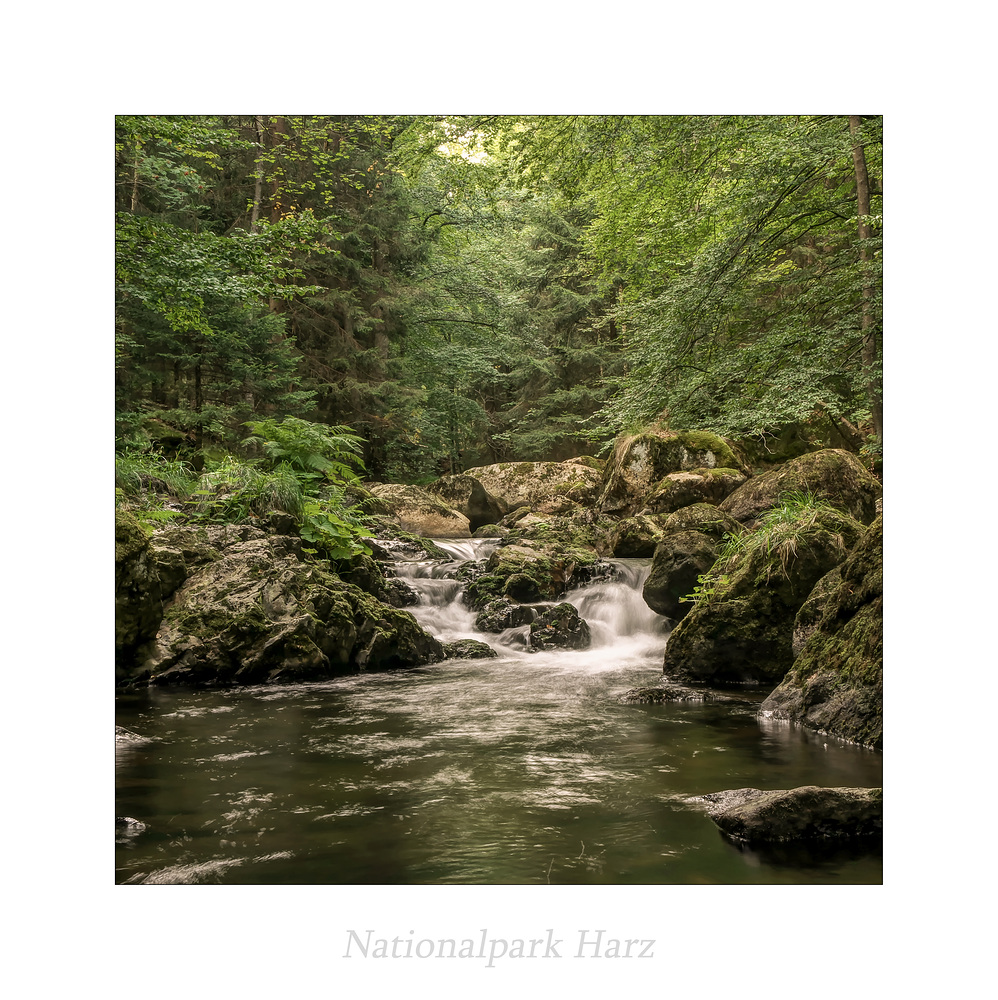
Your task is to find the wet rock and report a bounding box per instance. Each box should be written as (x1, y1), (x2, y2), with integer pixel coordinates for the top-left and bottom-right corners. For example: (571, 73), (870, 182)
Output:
(134, 534), (444, 686)
(475, 598), (536, 632)
(761, 516), (883, 748)
(619, 684), (737, 704)
(443, 639), (499, 659)
(693, 785), (882, 844)
(381, 576), (420, 608)
(719, 449), (881, 526)
(529, 603), (591, 651)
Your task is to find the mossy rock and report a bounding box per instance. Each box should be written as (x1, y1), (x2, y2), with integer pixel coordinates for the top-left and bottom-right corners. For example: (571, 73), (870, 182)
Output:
(424, 474), (505, 531)
(644, 468), (747, 514)
(663, 506), (865, 686)
(760, 517), (883, 748)
(463, 460), (603, 511)
(116, 508), (165, 671)
(474, 598), (537, 632)
(529, 603), (592, 651)
(598, 428), (747, 515)
(443, 638), (499, 659)
(719, 449), (881, 526)
(133, 535), (444, 687)
(662, 504), (745, 540)
(609, 514), (673, 557)
(367, 483), (471, 538)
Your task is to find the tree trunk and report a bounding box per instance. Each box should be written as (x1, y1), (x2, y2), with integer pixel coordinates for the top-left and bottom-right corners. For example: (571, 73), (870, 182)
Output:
(193, 358), (205, 471)
(849, 116), (883, 445)
(249, 116), (265, 234)
(130, 140), (141, 213)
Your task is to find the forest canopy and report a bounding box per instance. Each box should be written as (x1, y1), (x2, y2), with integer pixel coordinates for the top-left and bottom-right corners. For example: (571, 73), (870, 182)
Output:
(115, 114), (883, 481)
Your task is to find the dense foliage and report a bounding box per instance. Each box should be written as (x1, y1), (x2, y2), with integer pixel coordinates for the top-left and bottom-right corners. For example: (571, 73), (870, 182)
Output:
(115, 114), (883, 484)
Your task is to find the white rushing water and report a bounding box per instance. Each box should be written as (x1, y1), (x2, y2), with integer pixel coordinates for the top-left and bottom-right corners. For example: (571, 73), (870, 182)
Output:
(388, 538), (669, 669)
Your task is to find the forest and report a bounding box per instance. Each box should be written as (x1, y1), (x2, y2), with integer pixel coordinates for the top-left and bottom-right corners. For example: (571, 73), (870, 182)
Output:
(115, 114), (882, 500)
(115, 114), (884, 887)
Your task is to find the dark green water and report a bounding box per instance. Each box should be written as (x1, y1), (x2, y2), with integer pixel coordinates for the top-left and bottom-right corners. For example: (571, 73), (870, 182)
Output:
(115, 547), (882, 885)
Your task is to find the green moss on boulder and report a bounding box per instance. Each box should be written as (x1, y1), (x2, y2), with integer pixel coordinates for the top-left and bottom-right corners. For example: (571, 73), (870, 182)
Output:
(760, 517), (883, 748)
(664, 506), (865, 686)
(598, 428), (747, 515)
(719, 449), (881, 526)
(131, 533), (444, 687)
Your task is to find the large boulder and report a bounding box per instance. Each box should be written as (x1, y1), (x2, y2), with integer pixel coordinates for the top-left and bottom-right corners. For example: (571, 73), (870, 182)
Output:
(639, 506), (745, 620)
(133, 533), (444, 686)
(696, 786), (882, 844)
(424, 474), (505, 531)
(719, 449), (881, 526)
(642, 530), (722, 621)
(643, 468), (747, 514)
(598, 428), (747, 515)
(367, 483), (471, 538)
(760, 517), (883, 748)
(663, 506), (865, 686)
(662, 503), (744, 539)
(608, 514), (673, 557)
(463, 460), (603, 512)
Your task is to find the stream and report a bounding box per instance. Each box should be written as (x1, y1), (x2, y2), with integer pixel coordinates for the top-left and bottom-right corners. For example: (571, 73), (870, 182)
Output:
(115, 539), (883, 884)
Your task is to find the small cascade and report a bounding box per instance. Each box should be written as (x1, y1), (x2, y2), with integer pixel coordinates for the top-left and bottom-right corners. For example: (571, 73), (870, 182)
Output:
(388, 538), (499, 643)
(384, 538), (667, 661)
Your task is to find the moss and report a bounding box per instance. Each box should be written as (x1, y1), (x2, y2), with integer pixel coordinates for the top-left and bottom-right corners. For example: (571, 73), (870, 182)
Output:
(760, 517), (883, 747)
(674, 430), (740, 469)
(115, 508), (150, 563)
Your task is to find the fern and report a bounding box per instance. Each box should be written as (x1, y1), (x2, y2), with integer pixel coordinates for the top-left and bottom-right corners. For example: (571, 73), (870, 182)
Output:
(242, 416), (366, 483)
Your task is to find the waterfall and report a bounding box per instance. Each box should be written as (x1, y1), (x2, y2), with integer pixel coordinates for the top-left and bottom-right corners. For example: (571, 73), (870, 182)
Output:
(387, 538), (669, 666)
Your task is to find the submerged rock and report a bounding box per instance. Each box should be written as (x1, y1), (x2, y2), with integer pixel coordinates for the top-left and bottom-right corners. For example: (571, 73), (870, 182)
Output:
(443, 638), (499, 659)
(761, 516), (883, 748)
(619, 684), (737, 704)
(694, 785), (882, 844)
(529, 603), (591, 651)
